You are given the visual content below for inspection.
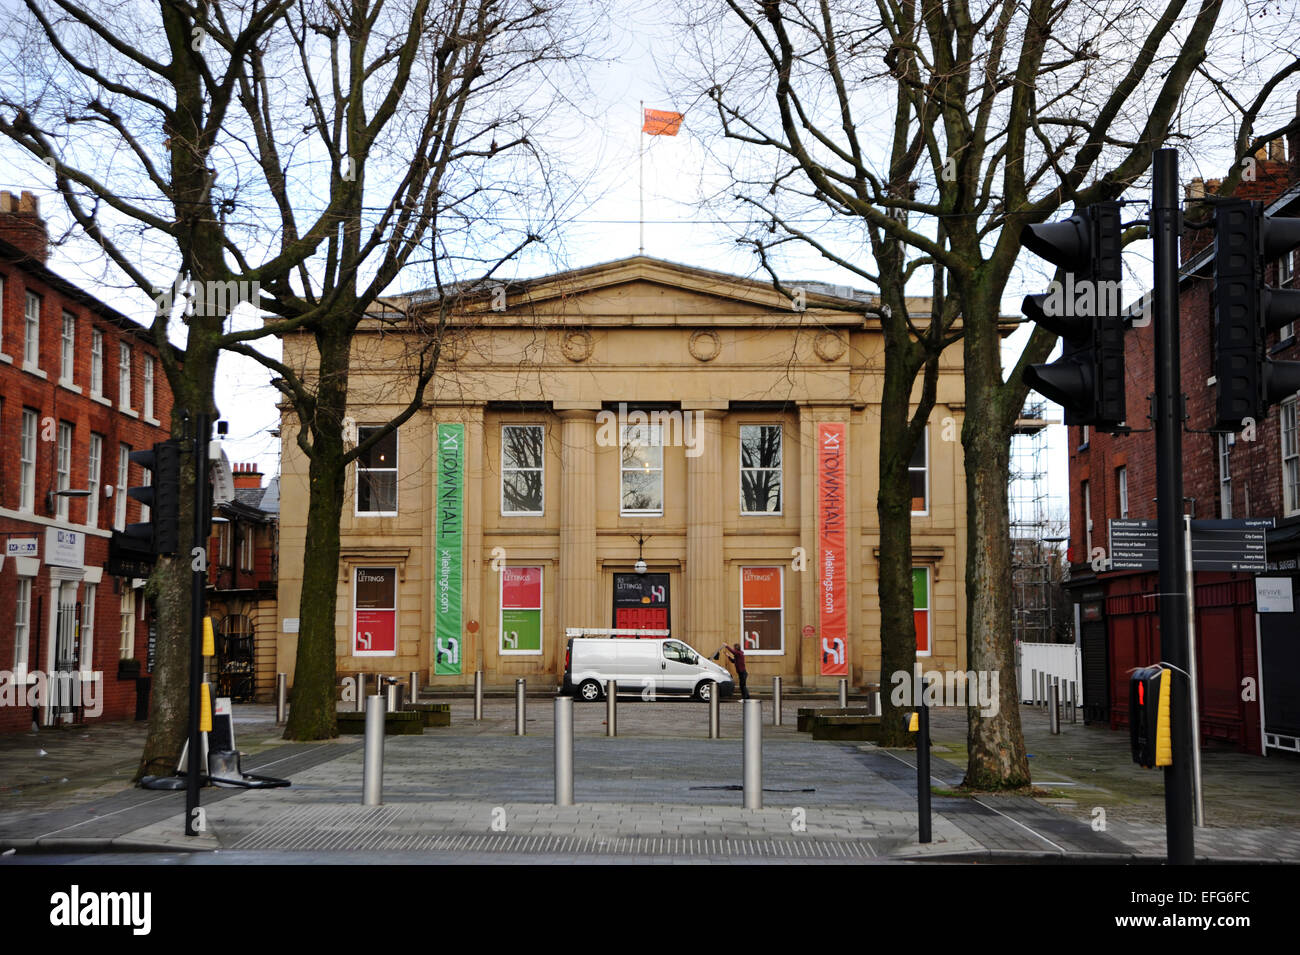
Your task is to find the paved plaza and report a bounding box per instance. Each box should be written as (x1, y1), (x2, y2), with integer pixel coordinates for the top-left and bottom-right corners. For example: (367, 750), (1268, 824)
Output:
(2, 695), (1298, 864)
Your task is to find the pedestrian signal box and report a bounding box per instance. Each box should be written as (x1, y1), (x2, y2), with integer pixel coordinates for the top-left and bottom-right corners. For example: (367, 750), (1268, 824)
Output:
(1130, 665), (1172, 768)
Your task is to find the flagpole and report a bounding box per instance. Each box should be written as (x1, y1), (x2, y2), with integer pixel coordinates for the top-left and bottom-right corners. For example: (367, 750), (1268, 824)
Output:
(639, 100), (645, 256)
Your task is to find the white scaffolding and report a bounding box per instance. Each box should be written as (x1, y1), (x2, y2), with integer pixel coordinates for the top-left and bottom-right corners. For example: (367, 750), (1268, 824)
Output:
(1009, 399), (1056, 645)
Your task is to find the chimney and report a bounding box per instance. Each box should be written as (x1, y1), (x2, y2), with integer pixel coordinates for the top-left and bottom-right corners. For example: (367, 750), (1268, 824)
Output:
(1268, 138), (1286, 163)
(1186, 177), (1206, 199)
(232, 462), (263, 490)
(0, 191), (49, 265)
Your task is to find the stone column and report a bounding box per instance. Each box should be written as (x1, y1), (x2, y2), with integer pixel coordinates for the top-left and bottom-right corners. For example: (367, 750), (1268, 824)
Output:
(558, 408), (599, 630)
(685, 408), (726, 651)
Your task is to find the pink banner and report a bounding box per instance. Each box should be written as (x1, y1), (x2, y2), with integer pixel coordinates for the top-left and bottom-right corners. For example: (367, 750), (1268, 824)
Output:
(818, 423), (848, 675)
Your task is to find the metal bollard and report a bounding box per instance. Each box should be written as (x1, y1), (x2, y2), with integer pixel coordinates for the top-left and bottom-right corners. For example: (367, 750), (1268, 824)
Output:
(708, 681), (720, 739)
(362, 695), (385, 806)
(743, 699), (762, 809)
(838, 678), (848, 708)
(473, 670), (484, 721)
(554, 695), (574, 806)
(1070, 680), (1079, 723)
(408, 670), (418, 705)
(872, 690), (882, 717)
(1049, 680), (1061, 735)
(515, 678), (526, 736)
(355, 672), (366, 713)
(606, 680), (617, 737)
(386, 678), (399, 714)
(1030, 668), (1039, 706)
(772, 676), (782, 726)
(275, 672), (287, 724)
(918, 682), (932, 843)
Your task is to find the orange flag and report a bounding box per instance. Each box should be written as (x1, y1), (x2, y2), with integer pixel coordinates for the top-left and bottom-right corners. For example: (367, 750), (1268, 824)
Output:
(642, 108), (684, 136)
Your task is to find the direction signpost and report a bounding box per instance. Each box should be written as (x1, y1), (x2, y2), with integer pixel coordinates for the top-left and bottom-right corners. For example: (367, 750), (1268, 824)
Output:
(1108, 518), (1272, 572)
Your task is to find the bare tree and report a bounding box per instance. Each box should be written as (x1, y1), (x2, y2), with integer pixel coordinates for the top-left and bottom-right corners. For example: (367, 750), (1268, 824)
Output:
(1, 0), (598, 762)
(214, 0), (597, 739)
(679, 0), (963, 747)
(0, 0), (345, 776)
(683, 0), (1299, 786)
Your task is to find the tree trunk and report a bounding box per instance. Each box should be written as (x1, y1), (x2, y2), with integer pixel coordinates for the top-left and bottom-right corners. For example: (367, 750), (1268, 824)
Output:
(136, 364), (216, 779)
(961, 294), (1030, 789)
(283, 327), (351, 740)
(876, 336), (930, 746)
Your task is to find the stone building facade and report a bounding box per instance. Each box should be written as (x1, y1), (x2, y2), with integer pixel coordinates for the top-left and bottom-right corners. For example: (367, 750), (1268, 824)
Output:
(275, 257), (972, 692)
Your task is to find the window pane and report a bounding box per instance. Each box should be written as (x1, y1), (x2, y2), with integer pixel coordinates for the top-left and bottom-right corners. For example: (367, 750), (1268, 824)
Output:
(741, 425), (781, 468)
(358, 428), (397, 469)
(621, 438), (662, 470)
(743, 609), (782, 650)
(621, 470), (662, 511)
(355, 567), (396, 608)
(909, 436), (927, 468)
(358, 471), (397, 512)
(909, 470), (926, 511)
(503, 425), (543, 469)
(503, 470), (543, 513)
(741, 470), (780, 512)
(913, 568), (929, 609)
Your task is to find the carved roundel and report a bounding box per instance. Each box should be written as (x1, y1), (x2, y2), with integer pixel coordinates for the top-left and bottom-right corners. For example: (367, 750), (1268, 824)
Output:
(814, 330), (847, 362)
(439, 332), (468, 362)
(562, 330), (594, 362)
(689, 329), (721, 362)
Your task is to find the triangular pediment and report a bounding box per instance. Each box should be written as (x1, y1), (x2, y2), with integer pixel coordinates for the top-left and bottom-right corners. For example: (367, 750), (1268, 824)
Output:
(384, 256), (880, 328)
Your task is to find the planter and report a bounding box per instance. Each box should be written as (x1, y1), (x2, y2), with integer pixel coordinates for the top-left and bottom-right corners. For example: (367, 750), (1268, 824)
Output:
(403, 702), (452, 727)
(810, 715), (882, 742)
(336, 710), (425, 736)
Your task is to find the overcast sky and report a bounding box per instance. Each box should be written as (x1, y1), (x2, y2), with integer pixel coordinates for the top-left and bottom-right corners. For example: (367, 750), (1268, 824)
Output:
(4, 0), (1294, 528)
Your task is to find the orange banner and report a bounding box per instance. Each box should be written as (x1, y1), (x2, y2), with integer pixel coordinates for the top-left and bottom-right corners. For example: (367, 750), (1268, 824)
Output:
(642, 108), (684, 136)
(818, 423), (848, 676)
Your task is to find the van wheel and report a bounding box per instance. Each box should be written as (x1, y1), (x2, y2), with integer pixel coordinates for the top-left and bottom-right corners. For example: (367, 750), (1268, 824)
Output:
(694, 682), (713, 702)
(578, 680), (603, 702)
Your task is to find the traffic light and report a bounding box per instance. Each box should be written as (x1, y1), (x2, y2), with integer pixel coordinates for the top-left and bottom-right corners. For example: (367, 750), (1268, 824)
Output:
(1021, 201), (1127, 429)
(122, 439), (182, 556)
(1130, 665), (1172, 769)
(1213, 199), (1300, 431)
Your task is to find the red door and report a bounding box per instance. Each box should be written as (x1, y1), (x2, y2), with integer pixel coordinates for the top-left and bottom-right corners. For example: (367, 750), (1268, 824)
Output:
(615, 607), (668, 632)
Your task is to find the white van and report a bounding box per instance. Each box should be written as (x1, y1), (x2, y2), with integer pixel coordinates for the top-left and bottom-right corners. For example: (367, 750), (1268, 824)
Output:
(562, 637), (734, 702)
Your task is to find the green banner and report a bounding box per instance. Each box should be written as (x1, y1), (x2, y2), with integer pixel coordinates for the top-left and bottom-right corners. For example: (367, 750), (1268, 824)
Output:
(501, 609), (542, 652)
(434, 423), (464, 674)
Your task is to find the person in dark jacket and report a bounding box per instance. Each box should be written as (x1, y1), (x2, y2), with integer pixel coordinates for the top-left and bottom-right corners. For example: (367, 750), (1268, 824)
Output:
(723, 643), (750, 700)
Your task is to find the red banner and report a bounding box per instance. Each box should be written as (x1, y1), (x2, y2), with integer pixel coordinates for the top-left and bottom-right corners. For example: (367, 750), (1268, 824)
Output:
(818, 423), (848, 675)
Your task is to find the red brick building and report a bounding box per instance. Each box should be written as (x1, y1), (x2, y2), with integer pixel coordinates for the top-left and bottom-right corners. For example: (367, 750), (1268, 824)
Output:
(0, 190), (173, 731)
(207, 461), (279, 704)
(1066, 130), (1300, 756)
